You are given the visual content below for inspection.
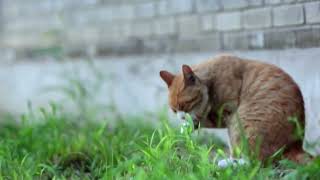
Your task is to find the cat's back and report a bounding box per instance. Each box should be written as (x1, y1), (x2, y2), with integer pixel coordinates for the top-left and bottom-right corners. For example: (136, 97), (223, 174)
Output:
(199, 54), (301, 94)
(193, 54), (246, 80)
(226, 55), (305, 136)
(195, 54), (304, 100)
(237, 56), (303, 107)
(197, 54), (304, 122)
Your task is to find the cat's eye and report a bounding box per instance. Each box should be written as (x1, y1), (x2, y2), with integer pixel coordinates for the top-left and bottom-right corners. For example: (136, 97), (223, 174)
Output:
(172, 109), (177, 113)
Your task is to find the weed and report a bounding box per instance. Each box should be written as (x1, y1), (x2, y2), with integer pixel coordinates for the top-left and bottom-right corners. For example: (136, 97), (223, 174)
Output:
(0, 105), (318, 179)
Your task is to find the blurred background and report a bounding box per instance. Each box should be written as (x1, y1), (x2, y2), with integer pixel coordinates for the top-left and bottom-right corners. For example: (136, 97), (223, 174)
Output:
(0, 0), (320, 153)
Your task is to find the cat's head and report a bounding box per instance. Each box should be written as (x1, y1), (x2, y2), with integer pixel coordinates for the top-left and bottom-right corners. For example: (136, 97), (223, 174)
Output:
(160, 65), (210, 128)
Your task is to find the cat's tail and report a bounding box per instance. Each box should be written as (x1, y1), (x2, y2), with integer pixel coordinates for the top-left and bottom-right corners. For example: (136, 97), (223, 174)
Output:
(283, 141), (314, 164)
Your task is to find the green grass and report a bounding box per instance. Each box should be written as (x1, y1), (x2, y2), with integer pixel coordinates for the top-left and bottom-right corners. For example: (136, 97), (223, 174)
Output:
(0, 105), (319, 179)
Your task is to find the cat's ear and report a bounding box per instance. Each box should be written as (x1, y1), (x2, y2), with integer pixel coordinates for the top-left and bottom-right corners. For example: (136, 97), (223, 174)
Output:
(182, 64), (196, 85)
(160, 70), (174, 87)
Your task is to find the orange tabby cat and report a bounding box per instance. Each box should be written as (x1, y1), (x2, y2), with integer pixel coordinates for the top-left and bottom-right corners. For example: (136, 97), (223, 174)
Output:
(160, 54), (307, 162)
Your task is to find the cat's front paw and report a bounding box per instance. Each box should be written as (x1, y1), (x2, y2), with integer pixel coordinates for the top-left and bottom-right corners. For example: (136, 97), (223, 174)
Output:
(217, 158), (248, 168)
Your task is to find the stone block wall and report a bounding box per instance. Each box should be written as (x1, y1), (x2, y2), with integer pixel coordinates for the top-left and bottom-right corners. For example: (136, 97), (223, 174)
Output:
(1, 0), (320, 58)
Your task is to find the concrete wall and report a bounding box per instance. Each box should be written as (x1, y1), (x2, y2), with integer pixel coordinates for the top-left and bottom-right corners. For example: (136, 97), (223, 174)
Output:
(1, 0), (320, 59)
(0, 48), (319, 154)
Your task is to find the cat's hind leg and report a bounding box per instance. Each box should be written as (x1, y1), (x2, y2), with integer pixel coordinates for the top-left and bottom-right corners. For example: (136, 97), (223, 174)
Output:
(227, 103), (297, 162)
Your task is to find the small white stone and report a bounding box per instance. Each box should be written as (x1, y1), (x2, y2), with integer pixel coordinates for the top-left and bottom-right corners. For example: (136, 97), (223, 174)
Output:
(217, 158), (234, 168)
(217, 158), (249, 168)
(237, 158), (247, 165)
